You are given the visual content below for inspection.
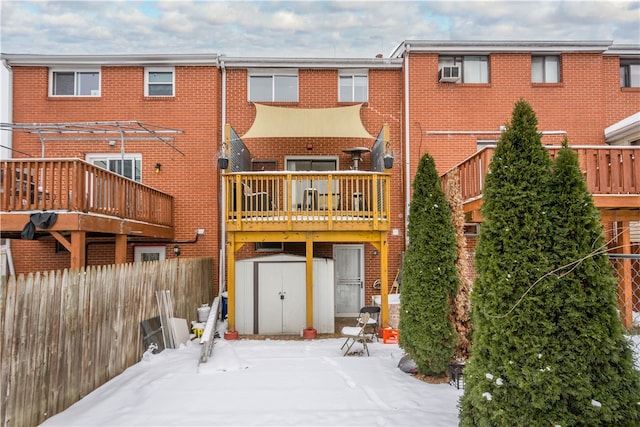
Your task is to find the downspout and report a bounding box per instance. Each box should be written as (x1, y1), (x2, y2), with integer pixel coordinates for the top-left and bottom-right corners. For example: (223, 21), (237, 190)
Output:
(1, 58), (16, 277)
(219, 56), (227, 297)
(403, 44), (411, 248)
(1, 58), (13, 160)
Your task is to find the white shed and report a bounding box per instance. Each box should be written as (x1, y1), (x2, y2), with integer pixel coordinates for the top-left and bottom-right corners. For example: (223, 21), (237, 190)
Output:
(234, 254), (335, 335)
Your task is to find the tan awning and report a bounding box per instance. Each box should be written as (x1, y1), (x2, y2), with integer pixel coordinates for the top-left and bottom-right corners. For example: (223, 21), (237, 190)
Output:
(241, 104), (373, 139)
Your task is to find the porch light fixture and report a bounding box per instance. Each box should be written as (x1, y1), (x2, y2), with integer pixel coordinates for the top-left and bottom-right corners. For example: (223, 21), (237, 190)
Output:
(155, 163), (162, 174)
(173, 245), (181, 257)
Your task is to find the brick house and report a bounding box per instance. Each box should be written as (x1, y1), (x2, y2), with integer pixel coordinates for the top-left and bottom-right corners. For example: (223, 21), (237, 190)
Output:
(1, 40), (638, 335)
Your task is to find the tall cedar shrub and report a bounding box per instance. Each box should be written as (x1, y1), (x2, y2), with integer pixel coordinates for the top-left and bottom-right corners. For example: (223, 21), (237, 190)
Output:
(399, 153), (459, 376)
(539, 141), (639, 425)
(459, 100), (557, 426)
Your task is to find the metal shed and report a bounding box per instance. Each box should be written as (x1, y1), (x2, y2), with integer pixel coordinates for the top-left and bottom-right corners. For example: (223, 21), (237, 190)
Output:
(234, 254), (335, 335)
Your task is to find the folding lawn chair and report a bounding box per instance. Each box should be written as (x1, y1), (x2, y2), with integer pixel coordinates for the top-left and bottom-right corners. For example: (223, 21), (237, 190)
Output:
(359, 306), (380, 342)
(340, 312), (370, 356)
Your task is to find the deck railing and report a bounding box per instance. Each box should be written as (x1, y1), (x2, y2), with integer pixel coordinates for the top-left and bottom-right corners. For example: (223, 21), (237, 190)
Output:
(224, 171), (391, 232)
(1, 159), (174, 226)
(442, 146), (640, 204)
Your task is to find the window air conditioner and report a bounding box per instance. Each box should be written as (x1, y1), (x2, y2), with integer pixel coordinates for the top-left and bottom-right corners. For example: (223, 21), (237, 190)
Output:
(439, 66), (460, 83)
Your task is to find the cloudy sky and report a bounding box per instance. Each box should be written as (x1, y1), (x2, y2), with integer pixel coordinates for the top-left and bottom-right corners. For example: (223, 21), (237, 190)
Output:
(1, 0), (639, 58)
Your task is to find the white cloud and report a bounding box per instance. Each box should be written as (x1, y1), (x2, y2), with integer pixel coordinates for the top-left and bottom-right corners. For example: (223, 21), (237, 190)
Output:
(1, 0), (638, 57)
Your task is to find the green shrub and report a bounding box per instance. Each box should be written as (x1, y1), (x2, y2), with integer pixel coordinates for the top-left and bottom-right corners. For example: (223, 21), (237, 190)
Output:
(399, 153), (459, 376)
(459, 101), (640, 426)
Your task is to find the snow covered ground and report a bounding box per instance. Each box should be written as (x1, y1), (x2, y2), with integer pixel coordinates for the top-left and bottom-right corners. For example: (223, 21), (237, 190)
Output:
(40, 331), (640, 427)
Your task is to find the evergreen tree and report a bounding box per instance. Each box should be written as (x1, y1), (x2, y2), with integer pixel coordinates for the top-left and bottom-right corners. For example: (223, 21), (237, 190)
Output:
(539, 141), (639, 425)
(459, 100), (556, 425)
(399, 153), (459, 376)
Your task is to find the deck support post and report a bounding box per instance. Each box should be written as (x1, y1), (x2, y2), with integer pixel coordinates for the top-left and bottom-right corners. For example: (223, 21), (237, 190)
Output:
(378, 233), (390, 328)
(114, 234), (127, 264)
(618, 221), (633, 329)
(70, 231), (86, 270)
(306, 234), (314, 330)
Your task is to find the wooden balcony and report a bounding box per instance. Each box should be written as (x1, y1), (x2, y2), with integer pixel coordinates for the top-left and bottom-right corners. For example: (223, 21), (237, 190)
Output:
(223, 171), (394, 335)
(443, 146), (640, 223)
(224, 171), (391, 234)
(0, 159), (174, 240)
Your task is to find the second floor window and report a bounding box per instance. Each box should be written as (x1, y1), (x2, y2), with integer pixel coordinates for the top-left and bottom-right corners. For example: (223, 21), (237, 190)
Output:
(145, 68), (175, 96)
(50, 70), (100, 96)
(532, 55), (560, 83)
(87, 154), (142, 182)
(439, 56), (489, 83)
(249, 70), (298, 102)
(620, 61), (640, 88)
(339, 71), (368, 102)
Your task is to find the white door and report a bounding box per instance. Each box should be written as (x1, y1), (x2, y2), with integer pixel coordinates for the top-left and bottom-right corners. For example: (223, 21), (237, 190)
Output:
(334, 245), (364, 316)
(257, 262), (306, 334)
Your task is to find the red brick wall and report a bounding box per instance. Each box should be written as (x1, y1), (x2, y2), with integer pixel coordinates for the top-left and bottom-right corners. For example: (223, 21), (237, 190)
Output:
(406, 52), (640, 176)
(8, 65), (220, 274)
(6, 49), (637, 282)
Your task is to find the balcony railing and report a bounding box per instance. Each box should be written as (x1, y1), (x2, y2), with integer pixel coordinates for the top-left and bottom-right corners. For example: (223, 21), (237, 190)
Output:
(1, 159), (174, 227)
(224, 171), (391, 232)
(442, 146), (639, 211)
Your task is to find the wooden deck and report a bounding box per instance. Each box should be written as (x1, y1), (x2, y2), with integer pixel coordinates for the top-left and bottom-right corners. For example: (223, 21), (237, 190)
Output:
(0, 159), (174, 268)
(442, 146), (640, 223)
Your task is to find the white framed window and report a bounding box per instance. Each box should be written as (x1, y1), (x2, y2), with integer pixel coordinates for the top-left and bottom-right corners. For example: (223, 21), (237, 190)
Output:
(438, 56), (489, 83)
(248, 69), (298, 102)
(50, 69), (100, 96)
(86, 153), (142, 182)
(620, 60), (640, 88)
(532, 55), (560, 83)
(339, 70), (368, 102)
(145, 67), (175, 96)
(134, 245), (166, 262)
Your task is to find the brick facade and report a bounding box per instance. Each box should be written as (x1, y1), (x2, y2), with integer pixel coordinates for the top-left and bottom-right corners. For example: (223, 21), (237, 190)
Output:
(6, 64), (220, 273)
(2, 41), (638, 302)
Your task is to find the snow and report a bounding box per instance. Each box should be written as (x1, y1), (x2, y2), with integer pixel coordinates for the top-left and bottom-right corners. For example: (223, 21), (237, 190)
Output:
(39, 328), (640, 427)
(40, 332), (463, 426)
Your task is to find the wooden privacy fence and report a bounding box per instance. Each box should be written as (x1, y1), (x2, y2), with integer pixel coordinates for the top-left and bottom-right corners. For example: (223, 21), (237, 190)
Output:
(0, 256), (214, 427)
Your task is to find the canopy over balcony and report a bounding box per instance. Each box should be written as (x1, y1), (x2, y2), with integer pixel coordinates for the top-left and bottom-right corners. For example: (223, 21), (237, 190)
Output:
(241, 104), (373, 139)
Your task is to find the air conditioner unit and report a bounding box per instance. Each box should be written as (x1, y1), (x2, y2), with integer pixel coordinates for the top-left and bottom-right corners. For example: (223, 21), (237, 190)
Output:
(439, 66), (460, 83)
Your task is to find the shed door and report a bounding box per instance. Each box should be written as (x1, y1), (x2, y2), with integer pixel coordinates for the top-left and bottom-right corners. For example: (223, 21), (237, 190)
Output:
(257, 262), (306, 334)
(334, 245), (364, 316)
